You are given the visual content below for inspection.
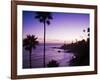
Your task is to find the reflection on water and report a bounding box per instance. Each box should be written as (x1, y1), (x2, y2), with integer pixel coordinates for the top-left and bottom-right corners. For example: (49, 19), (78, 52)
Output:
(23, 44), (75, 68)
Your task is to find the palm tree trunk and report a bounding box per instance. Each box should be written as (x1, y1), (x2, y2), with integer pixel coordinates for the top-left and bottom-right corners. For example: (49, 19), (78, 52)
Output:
(29, 49), (32, 68)
(43, 20), (46, 67)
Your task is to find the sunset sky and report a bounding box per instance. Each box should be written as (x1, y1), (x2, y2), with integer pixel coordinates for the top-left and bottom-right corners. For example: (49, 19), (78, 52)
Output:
(23, 11), (89, 43)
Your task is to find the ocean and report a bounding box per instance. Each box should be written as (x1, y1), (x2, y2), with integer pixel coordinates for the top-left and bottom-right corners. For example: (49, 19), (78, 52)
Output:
(23, 43), (75, 68)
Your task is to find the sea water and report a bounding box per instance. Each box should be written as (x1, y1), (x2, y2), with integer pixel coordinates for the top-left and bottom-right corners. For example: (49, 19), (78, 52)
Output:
(23, 43), (75, 68)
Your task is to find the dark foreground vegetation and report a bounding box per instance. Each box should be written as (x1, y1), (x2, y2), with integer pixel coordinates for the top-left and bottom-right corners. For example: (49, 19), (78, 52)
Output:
(60, 38), (90, 66)
(47, 60), (59, 67)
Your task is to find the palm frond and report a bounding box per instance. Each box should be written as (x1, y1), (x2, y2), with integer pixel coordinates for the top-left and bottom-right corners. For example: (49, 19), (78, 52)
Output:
(35, 12), (53, 25)
(23, 35), (39, 51)
(47, 20), (50, 25)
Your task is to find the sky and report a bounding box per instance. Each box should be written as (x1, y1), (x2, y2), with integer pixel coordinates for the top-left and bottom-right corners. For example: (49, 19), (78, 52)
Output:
(23, 11), (89, 44)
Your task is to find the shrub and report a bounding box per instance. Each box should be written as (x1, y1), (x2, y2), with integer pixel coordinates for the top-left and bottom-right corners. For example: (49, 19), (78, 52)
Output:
(47, 60), (59, 67)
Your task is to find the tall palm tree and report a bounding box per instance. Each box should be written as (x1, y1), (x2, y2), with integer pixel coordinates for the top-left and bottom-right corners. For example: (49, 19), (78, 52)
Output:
(23, 35), (39, 68)
(35, 12), (53, 67)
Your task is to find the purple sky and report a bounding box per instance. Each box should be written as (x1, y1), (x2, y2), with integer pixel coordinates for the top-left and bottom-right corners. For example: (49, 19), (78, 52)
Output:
(23, 11), (90, 43)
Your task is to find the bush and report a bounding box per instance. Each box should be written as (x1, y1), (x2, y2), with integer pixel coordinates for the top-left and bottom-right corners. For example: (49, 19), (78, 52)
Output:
(47, 60), (59, 67)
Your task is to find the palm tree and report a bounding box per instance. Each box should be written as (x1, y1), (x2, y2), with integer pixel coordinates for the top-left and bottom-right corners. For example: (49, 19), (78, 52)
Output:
(35, 12), (53, 67)
(83, 27), (90, 39)
(23, 35), (39, 68)
(87, 27), (90, 37)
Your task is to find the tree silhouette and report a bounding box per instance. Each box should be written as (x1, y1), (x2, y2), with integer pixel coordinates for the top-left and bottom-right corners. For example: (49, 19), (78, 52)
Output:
(87, 27), (90, 37)
(35, 12), (53, 67)
(47, 60), (59, 67)
(83, 27), (90, 40)
(23, 35), (39, 68)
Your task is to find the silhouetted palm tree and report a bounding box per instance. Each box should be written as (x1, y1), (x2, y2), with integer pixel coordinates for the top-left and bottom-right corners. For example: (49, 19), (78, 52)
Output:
(87, 27), (90, 37)
(23, 35), (39, 68)
(35, 12), (53, 67)
(83, 27), (90, 39)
